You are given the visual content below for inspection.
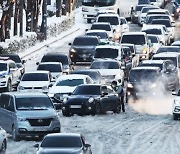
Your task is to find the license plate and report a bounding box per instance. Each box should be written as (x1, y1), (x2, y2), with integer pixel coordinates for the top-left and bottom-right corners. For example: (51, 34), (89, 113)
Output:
(70, 105), (81, 108)
(34, 127), (47, 131)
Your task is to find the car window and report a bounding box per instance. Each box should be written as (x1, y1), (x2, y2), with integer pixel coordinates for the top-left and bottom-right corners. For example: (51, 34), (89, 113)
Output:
(73, 37), (99, 46)
(56, 79), (84, 87)
(0, 63), (7, 71)
(86, 77), (92, 84)
(91, 24), (111, 31)
(90, 61), (120, 69)
(97, 16), (119, 25)
(94, 48), (119, 59)
(121, 35), (146, 45)
(73, 85), (101, 95)
(37, 64), (62, 72)
(22, 73), (49, 81)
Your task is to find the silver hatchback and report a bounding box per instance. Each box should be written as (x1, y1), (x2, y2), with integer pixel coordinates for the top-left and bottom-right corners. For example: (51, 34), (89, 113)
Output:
(0, 92), (61, 141)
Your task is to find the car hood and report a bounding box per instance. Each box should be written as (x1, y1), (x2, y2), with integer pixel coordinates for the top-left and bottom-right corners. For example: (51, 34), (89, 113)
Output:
(16, 108), (57, 119)
(92, 69), (123, 76)
(37, 147), (82, 154)
(19, 81), (50, 87)
(0, 71), (8, 76)
(49, 86), (76, 94)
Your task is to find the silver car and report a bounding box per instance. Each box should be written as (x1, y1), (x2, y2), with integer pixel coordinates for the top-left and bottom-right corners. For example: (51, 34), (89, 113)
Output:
(0, 92), (61, 141)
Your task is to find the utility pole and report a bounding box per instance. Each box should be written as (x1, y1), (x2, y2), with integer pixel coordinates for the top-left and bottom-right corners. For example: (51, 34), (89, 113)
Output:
(19, 0), (23, 37)
(56, 0), (61, 17)
(42, 0), (47, 40)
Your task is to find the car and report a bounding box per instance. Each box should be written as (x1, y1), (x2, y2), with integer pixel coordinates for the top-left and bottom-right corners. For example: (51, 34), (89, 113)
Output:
(0, 92), (61, 141)
(69, 35), (100, 63)
(34, 133), (92, 154)
(152, 52), (180, 71)
(149, 0), (163, 7)
(0, 126), (7, 153)
(172, 89), (180, 120)
(139, 6), (160, 25)
(138, 0), (151, 5)
(0, 57), (22, 92)
(151, 19), (175, 42)
(48, 74), (94, 108)
(85, 30), (110, 44)
(131, 4), (149, 24)
(156, 46), (180, 54)
(147, 34), (162, 54)
(141, 24), (170, 45)
(120, 32), (152, 60)
(37, 52), (73, 74)
(127, 66), (165, 100)
(90, 22), (114, 40)
(62, 84), (122, 116)
(0, 53), (26, 75)
(96, 14), (129, 40)
(146, 9), (171, 16)
(17, 71), (52, 93)
(139, 59), (179, 91)
(70, 69), (102, 84)
(37, 62), (63, 82)
(90, 59), (125, 84)
(171, 40), (180, 46)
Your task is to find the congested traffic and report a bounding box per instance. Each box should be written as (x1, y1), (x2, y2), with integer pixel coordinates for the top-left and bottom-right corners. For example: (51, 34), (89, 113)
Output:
(0, 0), (180, 153)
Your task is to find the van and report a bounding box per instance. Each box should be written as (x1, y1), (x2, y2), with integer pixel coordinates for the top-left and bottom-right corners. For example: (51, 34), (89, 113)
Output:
(0, 92), (61, 141)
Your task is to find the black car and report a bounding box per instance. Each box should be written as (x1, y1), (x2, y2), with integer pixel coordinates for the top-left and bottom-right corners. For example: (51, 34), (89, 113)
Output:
(35, 133), (92, 154)
(37, 52), (73, 74)
(69, 36), (100, 63)
(71, 69), (102, 84)
(62, 84), (121, 116)
(156, 46), (180, 54)
(139, 59), (179, 91)
(127, 66), (165, 100)
(0, 53), (26, 75)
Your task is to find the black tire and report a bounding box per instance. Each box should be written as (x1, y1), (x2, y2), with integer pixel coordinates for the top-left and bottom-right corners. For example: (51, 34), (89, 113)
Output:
(0, 140), (6, 153)
(95, 103), (102, 114)
(113, 104), (121, 114)
(173, 114), (178, 120)
(87, 19), (91, 23)
(5, 80), (12, 92)
(12, 126), (20, 141)
(62, 110), (71, 117)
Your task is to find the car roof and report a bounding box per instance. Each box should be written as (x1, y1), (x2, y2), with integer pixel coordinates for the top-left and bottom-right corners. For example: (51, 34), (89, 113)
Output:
(141, 60), (168, 64)
(91, 59), (119, 63)
(132, 66), (161, 70)
(159, 46), (180, 49)
(45, 133), (81, 138)
(142, 24), (165, 29)
(153, 52), (180, 57)
(148, 9), (169, 13)
(147, 14), (170, 17)
(44, 52), (68, 57)
(122, 32), (146, 36)
(86, 30), (107, 33)
(39, 62), (62, 65)
(121, 43), (135, 47)
(75, 35), (99, 39)
(2, 92), (48, 98)
(95, 45), (121, 49)
(72, 69), (100, 73)
(23, 70), (50, 74)
(97, 13), (119, 18)
(92, 22), (111, 25)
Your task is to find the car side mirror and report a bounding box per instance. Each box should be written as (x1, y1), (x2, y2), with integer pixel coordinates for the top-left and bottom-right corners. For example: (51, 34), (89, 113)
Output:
(22, 59), (26, 64)
(85, 144), (91, 148)
(33, 144), (39, 148)
(49, 83), (53, 87)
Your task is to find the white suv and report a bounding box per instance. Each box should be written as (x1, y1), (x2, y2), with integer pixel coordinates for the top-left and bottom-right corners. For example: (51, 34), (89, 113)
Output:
(0, 57), (21, 91)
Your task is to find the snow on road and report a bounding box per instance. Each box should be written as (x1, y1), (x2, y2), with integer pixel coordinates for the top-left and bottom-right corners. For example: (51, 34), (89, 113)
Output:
(6, 7), (180, 154)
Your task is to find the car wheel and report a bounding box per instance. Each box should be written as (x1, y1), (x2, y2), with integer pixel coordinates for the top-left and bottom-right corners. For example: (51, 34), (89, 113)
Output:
(0, 140), (6, 153)
(95, 103), (102, 114)
(173, 114), (178, 120)
(12, 126), (20, 141)
(5, 80), (12, 92)
(62, 110), (71, 117)
(87, 19), (91, 23)
(113, 104), (121, 114)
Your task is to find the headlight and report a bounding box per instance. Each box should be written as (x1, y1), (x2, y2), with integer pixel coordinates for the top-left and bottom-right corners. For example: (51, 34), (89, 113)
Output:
(18, 86), (24, 90)
(63, 97), (68, 103)
(128, 83), (133, 88)
(42, 85), (48, 90)
(143, 48), (147, 54)
(17, 117), (26, 121)
(70, 48), (76, 53)
(174, 100), (180, 105)
(88, 97), (94, 103)
(48, 93), (54, 97)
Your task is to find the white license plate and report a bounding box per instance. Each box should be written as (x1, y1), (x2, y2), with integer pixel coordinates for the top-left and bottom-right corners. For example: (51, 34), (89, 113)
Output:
(70, 105), (81, 108)
(34, 128), (47, 131)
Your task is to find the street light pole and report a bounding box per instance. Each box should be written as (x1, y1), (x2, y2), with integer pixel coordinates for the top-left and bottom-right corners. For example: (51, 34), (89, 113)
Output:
(19, 0), (23, 37)
(42, 0), (47, 40)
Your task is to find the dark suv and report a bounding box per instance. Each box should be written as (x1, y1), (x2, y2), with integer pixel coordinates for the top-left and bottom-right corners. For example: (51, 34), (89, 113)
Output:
(69, 36), (99, 63)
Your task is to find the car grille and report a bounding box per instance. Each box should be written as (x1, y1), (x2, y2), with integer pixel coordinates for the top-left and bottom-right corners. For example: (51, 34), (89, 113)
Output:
(27, 118), (52, 126)
(24, 87), (42, 90)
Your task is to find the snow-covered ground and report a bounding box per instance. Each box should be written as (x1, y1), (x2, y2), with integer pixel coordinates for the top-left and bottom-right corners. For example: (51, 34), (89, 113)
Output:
(6, 7), (180, 154)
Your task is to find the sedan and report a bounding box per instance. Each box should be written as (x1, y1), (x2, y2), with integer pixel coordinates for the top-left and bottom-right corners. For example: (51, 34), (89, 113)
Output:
(62, 84), (121, 116)
(0, 126), (7, 153)
(35, 133), (92, 154)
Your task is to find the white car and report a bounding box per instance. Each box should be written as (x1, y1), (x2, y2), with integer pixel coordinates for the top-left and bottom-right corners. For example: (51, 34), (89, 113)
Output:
(172, 90), (180, 120)
(17, 71), (52, 93)
(0, 126), (7, 153)
(37, 62), (63, 82)
(141, 24), (170, 45)
(48, 74), (94, 104)
(90, 59), (125, 84)
(96, 14), (129, 40)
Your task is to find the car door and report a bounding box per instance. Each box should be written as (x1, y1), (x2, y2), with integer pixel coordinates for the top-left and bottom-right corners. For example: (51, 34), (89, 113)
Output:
(9, 61), (20, 85)
(0, 94), (8, 130)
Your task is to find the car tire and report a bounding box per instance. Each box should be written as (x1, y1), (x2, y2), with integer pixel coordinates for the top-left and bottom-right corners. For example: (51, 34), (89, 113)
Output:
(173, 114), (178, 120)
(12, 126), (20, 141)
(87, 19), (91, 23)
(62, 110), (71, 117)
(0, 140), (6, 153)
(113, 104), (121, 114)
(95, 103), (102, 114)
(5, 80), (12, 92)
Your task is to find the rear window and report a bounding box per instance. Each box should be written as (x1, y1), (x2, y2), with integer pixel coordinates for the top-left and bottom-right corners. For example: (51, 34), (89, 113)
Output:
(152, 56), (177, 67)
(86, 32), (108, 39)
(121, 35), (146, 45)
(94, 48), (119, 59)
(22, 73), (49, 81)
(56, 79), (84, 87)
(142, 29), (162, 35)
(97, 16), (119, 25)
(91, 24), (111, 31)
(37, 64), (62, 72)
(73, 37), (98, 46)
(41, 55), (69, 65)
(90, 61), (120, 69)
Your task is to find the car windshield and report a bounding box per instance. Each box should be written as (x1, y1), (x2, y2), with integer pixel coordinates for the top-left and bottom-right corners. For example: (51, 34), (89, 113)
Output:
(153, 57), (177, 67)
(41, 136), (82, 148)
(140, 63), (162, 69)
(148, 36), (158, 43)
(37, 64), (62, 72)
(97, 16), (119, 25)
(157, 47), (180, 54)
(73, 37), (98, 46)
(151, 20), (172, 27)
(90, 61), (120, 69)
(73, 85), (101, 95)
(121, 35), (145, 45)
(91, 24), (111, 31)
(86, 32), (108, 39)
(129, 69), (160, 82)
(16, 97), (53, 110)
(142, 7), (158, 13)
(0, 63), (7, 71)
(22, 73), (49, 81)
(94, 48), (119, 59)
(142, 29), (162, 35)
(56, 79), (84, 87)
(41, 55), (69, 65)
